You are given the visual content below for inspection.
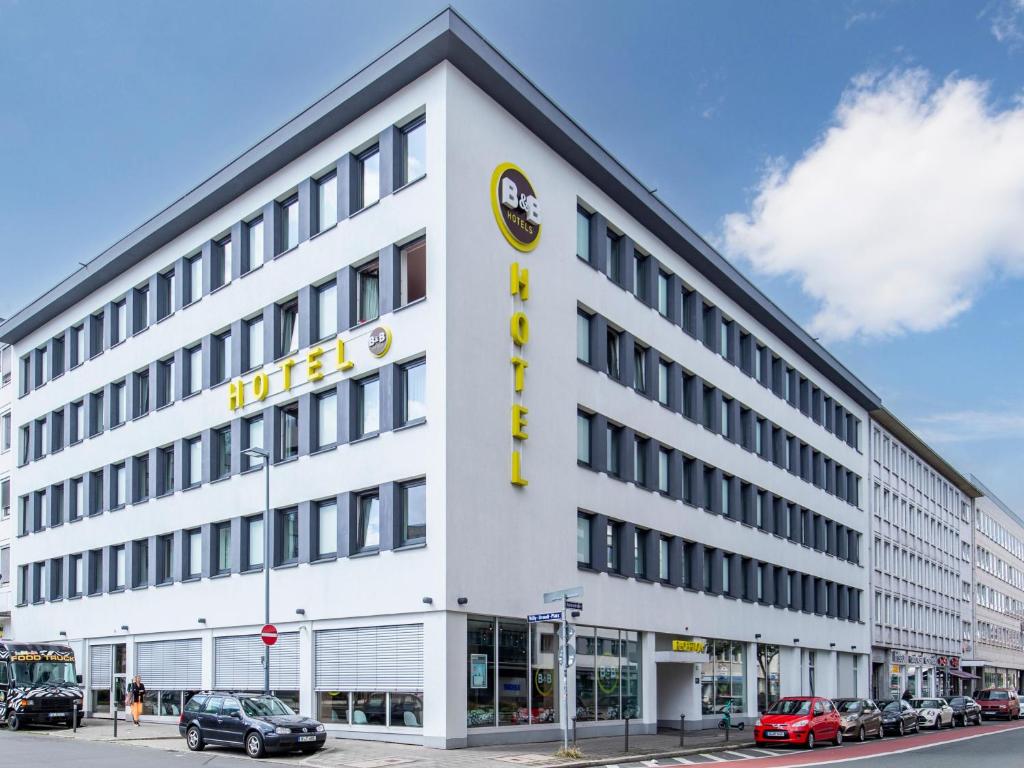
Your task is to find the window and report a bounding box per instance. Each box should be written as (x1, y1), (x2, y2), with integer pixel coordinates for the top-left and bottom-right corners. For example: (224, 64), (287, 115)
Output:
(657, 360), (670, 405)
(51, 410), (64, 452)
(246, 216), (264, 270)
(157, 535), (174, 584)
(721, 397), (731, 437)
(157, 269), (174, 320)
(112, 300), (127, 345)
(606, 521), (620, 571)
(158, 445), (174, 495)
(400, 237), (426, 305)
(52, 336), (65, 377)
(186, 255), (202, 303)
(1, 411), (9, 452)
(357, 145), (380, 209)
(279, 403), (299, 461)
(576, 207), (591, 261)
(48, 558), (63, 600)
(213, 426), (231, 480)
(606, 424), (621, 477)
(315, 282), (337, 341)
(400, 481), (426, 545)
(132, 539), (149, 588)
(606, 328), (620, 379)
(633, 251), (647, 301)
(316, 499), (338, 559)
(356, 377), (380, 437)
(245, 316), (264, 371)
(633, 436), (647, 486)
(244, 416), (264, 471)
(247, 515), (264, 569)
(133, 454), (149, 503)
(720, 318), (731, 358)
(577, 515), (591, 567)
(213, 330), (231, 384)
(356, 492), (380, 552)
(186, 437), (202, 487)
(111, 462), (126, 508)
(278, 300), (299, 357)
(113, 545), (126, 590)
(633, 344), (646, 392)
(186, 529), (202, 579)
(658, 448), (670, 493)
(1, 477), (10, 519)
(634, 529), (647, 577)
(605, 231), (621, 282)
(69, 553), (82, 596)
(577, 310), (591, 363)
(659, 538), (670, 581)
(214, 522), (231, 575)
(317, 172), (338, 232)
(657, 272), (669, 316)
(281, 195), (299, 251)
(134, 369), (150, 418)
(356, 260), (380, 324)
(88, 550), (103, 595)
(112, 380), (126, 426)
(316, 390), (337, 449)
(577, 412), (592, 465)
(401, 116), (426, 184)
(400, 359), (426, 425)
(277, 507), (299, 564)
(0, 345), (10, 386)
(157, 357), (174, 407)
(19, 424), (29, 464)
(186, 345), (202, 396)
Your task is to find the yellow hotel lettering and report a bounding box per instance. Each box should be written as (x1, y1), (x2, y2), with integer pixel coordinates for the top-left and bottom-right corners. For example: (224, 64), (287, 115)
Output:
(228, 335), (379, 411)
(510, 261), (530, 486)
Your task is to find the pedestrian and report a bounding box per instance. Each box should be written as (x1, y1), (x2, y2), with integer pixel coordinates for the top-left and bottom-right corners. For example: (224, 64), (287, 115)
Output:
(901, 689), (912, 701)
(127, 675), (146, 726)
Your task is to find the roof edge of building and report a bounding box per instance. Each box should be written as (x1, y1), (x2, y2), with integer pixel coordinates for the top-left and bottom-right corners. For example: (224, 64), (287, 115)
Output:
(969, 474), (1024, 529)
(0, 8), (880, 411)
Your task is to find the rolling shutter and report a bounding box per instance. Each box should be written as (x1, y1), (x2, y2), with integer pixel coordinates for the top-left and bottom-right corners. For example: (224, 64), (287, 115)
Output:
(214, 633), (299, 690)
(315, 624), (423, 691)
(134, 639), (202, 690)
(89, 645), (112, 690)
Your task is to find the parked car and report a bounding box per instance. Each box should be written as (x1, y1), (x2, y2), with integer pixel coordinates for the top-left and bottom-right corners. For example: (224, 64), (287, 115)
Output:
(753, 696), (843, 749)
(179, 692), (326, 759)
(975, 688), (1021, 720)
(877, 698), (920, 736)
(909, 698), (954, 729)
(833, 698), (884, 741)
(948, 696), (982, 726)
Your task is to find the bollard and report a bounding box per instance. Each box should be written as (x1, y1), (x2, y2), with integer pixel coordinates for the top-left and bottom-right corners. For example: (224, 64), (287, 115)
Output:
(572, 717), (578, 747)
(113, 706), (118, 738)
(724, 715), (729, 743)
(72, 706), (77, 733)
(679, 714), (685, 746)
(624, 717), (630, 752)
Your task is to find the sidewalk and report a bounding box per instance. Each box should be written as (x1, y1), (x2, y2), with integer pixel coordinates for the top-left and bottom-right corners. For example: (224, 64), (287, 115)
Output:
(38, 720), (754, 768)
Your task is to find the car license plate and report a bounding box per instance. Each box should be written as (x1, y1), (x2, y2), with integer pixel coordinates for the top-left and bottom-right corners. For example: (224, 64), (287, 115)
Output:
(48, 713), (65, 718)
(298, 735), (317, 742)
(766, 730), (786, 737)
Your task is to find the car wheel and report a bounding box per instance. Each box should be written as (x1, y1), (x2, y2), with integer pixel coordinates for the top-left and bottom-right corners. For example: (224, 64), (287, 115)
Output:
(876, 724), (884, 739)
(7, 715), (20, 731)
(897, 720), (905, 737)
(805, 731), (816, 750)
(858, 726), (866, 742)
(246, 731), (266, 759)
(186, 726), (205, 752)
(834, 729), (843, 746)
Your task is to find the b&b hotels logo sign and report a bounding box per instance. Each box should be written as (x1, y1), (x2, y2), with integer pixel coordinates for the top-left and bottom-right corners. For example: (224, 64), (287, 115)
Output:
(491, 162), (541, 252)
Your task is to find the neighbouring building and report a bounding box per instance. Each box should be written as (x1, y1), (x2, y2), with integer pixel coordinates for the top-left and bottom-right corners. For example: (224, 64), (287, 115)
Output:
(963, 477), (1024, 693)
(2, 9), (879, 747)
(866, 410), (979, 701)
(0, 340), (12, 638)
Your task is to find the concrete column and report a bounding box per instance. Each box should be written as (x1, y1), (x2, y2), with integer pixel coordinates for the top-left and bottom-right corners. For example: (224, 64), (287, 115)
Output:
(779, 646), (802, 698)
(298, 623), (313, 717)
(744, 642), (759, 718)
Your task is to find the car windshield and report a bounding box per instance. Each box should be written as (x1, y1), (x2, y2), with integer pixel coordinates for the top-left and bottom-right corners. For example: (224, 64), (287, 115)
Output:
(836, 701), (862, 713)
(911, 699), (943, 709)
(11, 661), (77, 686)
(768, 699), (811, 715)
(950, 697), (964, 705)
(241, 696), (294, 717)
(976, 691), (1008, 700)
(882, 701), (902, 713)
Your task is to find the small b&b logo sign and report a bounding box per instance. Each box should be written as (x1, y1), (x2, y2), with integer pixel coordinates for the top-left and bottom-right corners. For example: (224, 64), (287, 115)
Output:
(491, 163), (541, 252)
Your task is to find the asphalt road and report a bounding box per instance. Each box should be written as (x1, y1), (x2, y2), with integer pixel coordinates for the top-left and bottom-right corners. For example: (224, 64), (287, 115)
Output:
(0, 731), (251, 767)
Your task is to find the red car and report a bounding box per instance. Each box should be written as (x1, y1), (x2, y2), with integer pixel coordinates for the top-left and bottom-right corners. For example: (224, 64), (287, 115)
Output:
(975, 688), (1021, 720)
(754, 696), (843, 749)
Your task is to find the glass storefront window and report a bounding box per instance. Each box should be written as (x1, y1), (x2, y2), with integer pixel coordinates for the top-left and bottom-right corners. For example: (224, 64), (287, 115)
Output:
(352, 692), (388, 725)
(575, 627), (596, 721)
(498, 620), (529, 725)
(467, 618), (496, 727)
(531, 623), (558, 724)
(319, 692), (349, 724)
(702, 640), (746, 714)
(621, 631), (641, 718)
(596, 628), (621, 720)
(755, 644), (781, 712)
(390, 692), (423, 728)
(91, 689), (110, 713)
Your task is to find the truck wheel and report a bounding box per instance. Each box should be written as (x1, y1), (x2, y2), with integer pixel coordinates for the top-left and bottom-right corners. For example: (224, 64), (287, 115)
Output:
(7, 715), (21, 731)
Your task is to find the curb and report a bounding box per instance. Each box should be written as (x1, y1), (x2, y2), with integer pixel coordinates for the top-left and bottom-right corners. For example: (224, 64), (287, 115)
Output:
(524, 741), (758, 768)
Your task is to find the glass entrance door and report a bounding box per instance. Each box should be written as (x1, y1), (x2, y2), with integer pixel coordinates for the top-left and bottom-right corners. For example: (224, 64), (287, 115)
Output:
(113, 644), (127, 713)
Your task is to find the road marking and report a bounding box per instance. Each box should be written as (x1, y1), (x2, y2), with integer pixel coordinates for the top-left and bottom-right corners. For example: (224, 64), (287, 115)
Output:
(671, 759), (693, 765)
(749, 749), (781, 755)
(721, 751), (753, 759)
(698, 755), (727, 763)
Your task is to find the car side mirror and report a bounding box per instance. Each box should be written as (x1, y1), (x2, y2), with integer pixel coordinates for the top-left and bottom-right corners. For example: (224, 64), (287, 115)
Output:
(230, 711), (242, 719)
(76, 675), (83, 684)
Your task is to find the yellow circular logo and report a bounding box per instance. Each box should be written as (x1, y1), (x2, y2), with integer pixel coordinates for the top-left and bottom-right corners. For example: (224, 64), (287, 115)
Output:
(491, 163), (541, 252)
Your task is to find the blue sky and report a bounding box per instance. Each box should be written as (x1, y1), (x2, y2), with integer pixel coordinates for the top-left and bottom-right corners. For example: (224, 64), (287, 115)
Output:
(2, 0), (1022, 507)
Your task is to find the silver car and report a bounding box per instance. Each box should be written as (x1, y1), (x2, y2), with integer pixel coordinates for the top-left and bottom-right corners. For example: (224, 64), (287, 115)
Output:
(910, 697), (954, 729)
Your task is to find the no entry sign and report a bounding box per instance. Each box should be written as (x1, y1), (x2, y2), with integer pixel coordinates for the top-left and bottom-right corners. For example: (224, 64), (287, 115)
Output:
(260, 624), (278, 646)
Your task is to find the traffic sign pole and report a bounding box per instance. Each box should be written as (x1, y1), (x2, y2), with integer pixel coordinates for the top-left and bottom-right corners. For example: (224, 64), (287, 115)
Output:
(543, 587), (582, 752)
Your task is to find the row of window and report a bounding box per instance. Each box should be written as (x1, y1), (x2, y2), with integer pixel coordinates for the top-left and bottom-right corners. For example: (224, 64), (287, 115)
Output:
(16, 358), (426, 537)
(872, 590), (962, 641)
(577, 408), (862, 564)
(872, 426), (969, 522)
(872, 484), (962, 560)
(575, 204), (862, 450)
(976, 509), (1024, 563)
(976, 546), (1024, 592)
(18, 115), (427, 399)
(575, 511), (863, 622)
(975, 620), (1024, 652)
(578, 309), (861, 507)
(872, 538), (964, 605)
(16, 478), (427, 606)
(17, 236), (427, 469)
(975, 582), (1024, 620)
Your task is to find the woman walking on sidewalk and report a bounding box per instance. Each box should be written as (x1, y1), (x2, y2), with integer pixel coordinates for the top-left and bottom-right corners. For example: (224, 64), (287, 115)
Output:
(127, 675), (146, 726)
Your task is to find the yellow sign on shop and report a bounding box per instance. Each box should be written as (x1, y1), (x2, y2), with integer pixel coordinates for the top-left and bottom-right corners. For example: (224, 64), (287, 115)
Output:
(672, 640), (706, 653)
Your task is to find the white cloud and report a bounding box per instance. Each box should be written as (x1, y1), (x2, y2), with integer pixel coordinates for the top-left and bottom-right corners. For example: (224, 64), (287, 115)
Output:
(913, 409), (1024, 444)
(720, 68), (1024, 341)
(989, 0), (1024, 45)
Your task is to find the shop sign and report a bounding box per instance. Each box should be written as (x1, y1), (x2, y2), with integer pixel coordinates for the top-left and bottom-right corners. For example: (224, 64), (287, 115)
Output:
(950, 657), (961, 669)
(534, 668), (554, 698)
(470, 654), (489, 689)
(890, 665), (901, 674)
(672, 639), (706, 653)
(890, 651), (907, 664)
(491, 162), (541, 252)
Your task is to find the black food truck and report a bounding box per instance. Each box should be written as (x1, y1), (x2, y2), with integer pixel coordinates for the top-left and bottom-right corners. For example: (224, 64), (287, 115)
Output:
(0, 642), (84, 729)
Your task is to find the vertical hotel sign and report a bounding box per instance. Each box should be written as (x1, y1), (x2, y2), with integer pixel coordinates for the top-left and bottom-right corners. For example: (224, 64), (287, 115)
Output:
(491, 163), (541, 487)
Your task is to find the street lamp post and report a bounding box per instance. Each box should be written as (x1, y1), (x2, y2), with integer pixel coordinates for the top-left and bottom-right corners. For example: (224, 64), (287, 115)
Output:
(243, 446), (272, 696)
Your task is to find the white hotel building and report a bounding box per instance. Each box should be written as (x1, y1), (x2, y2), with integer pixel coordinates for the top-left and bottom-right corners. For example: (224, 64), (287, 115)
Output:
(2, 10), (877, 746)
(0, 342), (12, 639)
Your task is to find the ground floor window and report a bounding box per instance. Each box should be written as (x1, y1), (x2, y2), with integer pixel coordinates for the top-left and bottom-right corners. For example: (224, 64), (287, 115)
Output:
(91, 689), (110, 713)
(467, 616), (561, 727)
(140, 690), (201, 716)
(574, 627), (641, 721)
(701, 640), (745, 714)
(755, 644), (780, 712)
(315, 691), (421, 727)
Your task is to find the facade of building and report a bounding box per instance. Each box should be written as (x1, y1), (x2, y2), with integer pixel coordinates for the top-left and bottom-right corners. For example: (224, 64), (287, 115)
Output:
(0, 342), (12, 638)
(2, 10), (881, 748)
(963, 477), (1024, 692)
(866, 410), (978, 701)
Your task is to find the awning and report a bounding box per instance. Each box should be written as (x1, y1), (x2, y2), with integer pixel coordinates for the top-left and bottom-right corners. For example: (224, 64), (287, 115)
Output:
(948, 669), (979, 680)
